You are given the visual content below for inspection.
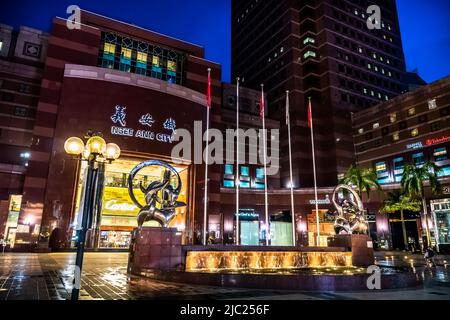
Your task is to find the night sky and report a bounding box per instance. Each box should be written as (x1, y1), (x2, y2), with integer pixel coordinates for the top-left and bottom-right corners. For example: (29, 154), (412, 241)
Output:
(1, 0), (449, 83)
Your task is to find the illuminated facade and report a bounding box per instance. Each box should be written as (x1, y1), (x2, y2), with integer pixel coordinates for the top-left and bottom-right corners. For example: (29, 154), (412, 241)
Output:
(1, 8), (448, 252)
(353, 76), (450, 252)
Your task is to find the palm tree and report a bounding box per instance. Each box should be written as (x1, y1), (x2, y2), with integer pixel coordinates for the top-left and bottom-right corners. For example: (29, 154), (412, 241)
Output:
(401, 161), (442, 247)
(339, 165), (382, 199)
(381, 189), (421, 250)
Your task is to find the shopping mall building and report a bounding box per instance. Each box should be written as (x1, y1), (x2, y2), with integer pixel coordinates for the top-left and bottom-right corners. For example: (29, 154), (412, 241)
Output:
(0, 10), (449, 252)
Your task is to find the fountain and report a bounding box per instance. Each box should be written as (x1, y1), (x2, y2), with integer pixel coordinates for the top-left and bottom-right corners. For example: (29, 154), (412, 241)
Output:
(127, 160), (421, 291)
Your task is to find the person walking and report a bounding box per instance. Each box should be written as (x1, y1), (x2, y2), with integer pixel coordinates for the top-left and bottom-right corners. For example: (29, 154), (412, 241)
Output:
(424, 246), (436, 267)
(0, 235), (6, 254)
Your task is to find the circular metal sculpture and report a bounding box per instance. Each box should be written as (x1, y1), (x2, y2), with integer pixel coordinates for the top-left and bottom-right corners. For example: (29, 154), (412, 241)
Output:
(128, 160), (186, 228)
(331, 184), (368, 235)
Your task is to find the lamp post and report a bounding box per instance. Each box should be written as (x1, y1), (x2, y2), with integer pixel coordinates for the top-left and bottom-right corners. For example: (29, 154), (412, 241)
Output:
(64, 131), (120, 301)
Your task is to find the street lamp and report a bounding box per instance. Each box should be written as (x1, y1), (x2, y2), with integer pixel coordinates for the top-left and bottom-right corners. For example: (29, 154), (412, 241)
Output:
(64, 131), (120, 300)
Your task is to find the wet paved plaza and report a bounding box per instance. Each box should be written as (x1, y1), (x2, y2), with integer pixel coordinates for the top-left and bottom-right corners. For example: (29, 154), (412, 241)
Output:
(0, 252), (449, 300)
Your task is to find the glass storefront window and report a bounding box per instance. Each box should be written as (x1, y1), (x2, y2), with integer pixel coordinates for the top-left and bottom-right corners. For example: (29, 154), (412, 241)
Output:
(73, 157), (189, 248)
(271, 222), (293, 246)
(240, 221), (259, 245)
(431, 199), (450, 246)
(99, 231), (131, 248)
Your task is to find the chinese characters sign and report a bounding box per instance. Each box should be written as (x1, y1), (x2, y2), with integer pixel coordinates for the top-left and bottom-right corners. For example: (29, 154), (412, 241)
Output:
(110, 105), (176, 143)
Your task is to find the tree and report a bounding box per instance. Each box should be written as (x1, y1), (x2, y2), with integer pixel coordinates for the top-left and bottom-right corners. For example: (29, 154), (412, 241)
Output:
(381, 189), (421, 250)
(401, 161), (442, 247)
(339, 165), (382, 199)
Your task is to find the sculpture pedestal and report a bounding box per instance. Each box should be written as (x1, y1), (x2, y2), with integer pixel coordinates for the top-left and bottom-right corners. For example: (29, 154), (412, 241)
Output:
(328, 234), (375, 267)
(127, 227), (182, 275)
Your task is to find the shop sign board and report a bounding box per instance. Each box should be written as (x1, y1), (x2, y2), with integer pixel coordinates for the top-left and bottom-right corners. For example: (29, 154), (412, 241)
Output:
(110, 105), (175, 143)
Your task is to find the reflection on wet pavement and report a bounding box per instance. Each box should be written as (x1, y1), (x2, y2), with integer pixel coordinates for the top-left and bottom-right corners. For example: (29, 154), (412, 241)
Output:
(0, 252), (450, 300)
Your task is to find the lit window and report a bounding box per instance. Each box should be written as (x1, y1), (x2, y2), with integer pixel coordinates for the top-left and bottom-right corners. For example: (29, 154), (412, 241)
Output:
(0, 40), (3, 52)
(152, 56), (160, 67)
(102, 43), (115, 68)
(384, 95), (389, 101)
(256, 167), (264, 179)
(253, 182), (265, 189)
(358, 128), (364, 134)
(373, 123), (380, 129)
(393, 157), (404, 170)
(389, 113), (397, 123)
(223, 179), (234, 188)
(121, 48), (131, 59)
(303, 51), (316, 59)
(367, 63), (372, 69)
(381, 68), (385, 74)
(103, 43), (115, 55)
(303, 37), (315, 45)
(386, 59), (390, 64)
(363, 88), (368, 94)
(371, 90), (375, 96)
(224, 164), (234, 175)
(240, 181), (250, 188)
(388, 71), (392, 77)
(137, 51), (147, 64)
(412, 152), (425, 165)
(411, 128), (419, 137)
(119, 48), (132, 72)
(428, 99), (437, 110)
(152, 56), (162, 76)
(408, 107), (416, 116)
(358, 47), (363, 53)
(375, 162), (387, 172)
(374, 66), (378, 72)
(240, 166), (249, 177)
(434, 147), (448, 161)
(372, 53), (377, 59)
(136, 51), (147, 72)
(392, 132), (400, 141)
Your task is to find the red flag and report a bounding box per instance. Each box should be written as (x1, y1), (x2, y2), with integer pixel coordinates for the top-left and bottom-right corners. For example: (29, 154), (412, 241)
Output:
(307, 98), (312, 128)
(260, 87), (265, 119)
(207, 68), (211, 108)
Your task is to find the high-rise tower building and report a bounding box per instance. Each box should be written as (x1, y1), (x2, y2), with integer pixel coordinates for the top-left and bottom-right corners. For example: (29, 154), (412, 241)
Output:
(232, 0), (407, 187)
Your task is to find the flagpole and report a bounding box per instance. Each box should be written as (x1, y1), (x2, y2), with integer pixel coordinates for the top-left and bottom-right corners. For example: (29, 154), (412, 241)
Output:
(308, 97), (320, 246)
(235, 77), (240, 245)
(286, 91), (296, 246)
(202, 68), (211, 246)
(261, 84), (269, 246)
